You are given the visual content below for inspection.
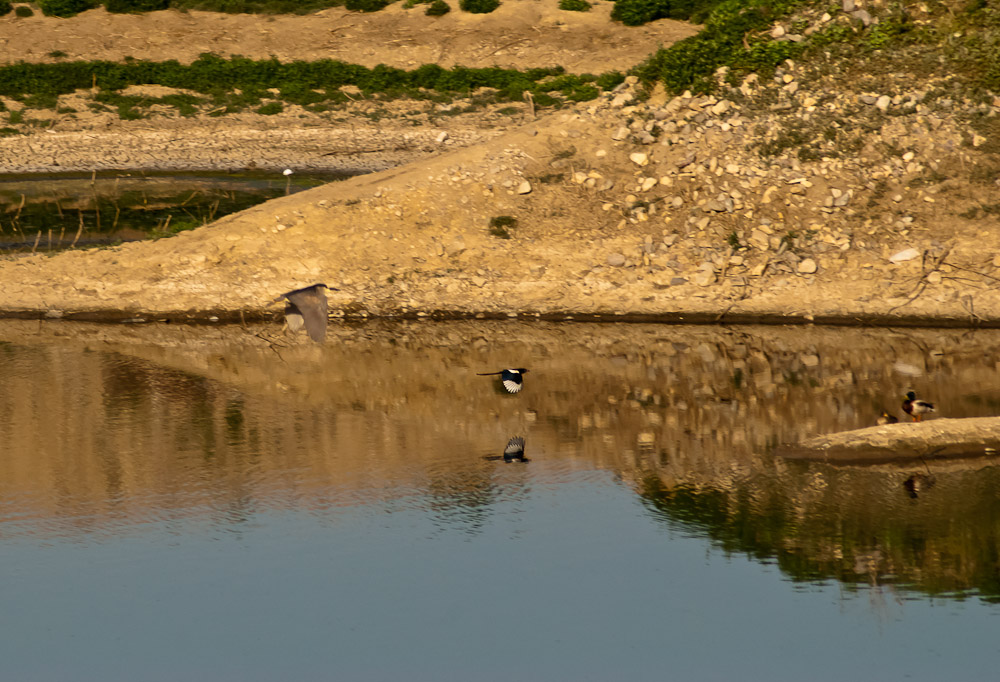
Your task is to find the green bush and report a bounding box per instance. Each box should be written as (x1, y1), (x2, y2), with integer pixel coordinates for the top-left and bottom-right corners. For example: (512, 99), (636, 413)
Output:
(171, 0), (342, 13)
(256, 101), (283, 115)
(345, 0), (390, 11)
(459, 0), (497, 13)
(39, 0), (96, 16)
(0, 1), (13, 16)
(106, 0), (170, 12)
(425, 0), (448, 15)
(612, 0), (673, 26)
(635, 0), (806, 93)
(14, 5), (33, 16)
(559, 0), (589, 10)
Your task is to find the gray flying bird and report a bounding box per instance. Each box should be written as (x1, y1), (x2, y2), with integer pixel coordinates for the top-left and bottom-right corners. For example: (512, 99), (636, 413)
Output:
(273, 283), (333, 343)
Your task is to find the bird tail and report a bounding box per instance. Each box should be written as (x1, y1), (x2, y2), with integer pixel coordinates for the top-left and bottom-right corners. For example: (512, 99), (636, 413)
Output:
(477, 372), (502, 376)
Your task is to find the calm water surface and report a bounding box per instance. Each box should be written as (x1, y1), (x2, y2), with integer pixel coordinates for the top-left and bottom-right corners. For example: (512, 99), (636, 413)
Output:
(0, 171), (344, 252)
(1, 320), (999, 681)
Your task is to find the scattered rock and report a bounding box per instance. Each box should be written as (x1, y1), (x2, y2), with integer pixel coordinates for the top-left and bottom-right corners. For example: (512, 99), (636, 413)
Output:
(607, 253), (626, 267)
(890, 248), (921, 263)
(797, 258), (818, 274)
(693, 270), (715, 287)
(629, 152), (649, 166)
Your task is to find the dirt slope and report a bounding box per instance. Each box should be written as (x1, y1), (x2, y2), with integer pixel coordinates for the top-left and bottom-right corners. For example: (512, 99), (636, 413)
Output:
(0, 2), (695, 73)
(0, 3), (999, 325)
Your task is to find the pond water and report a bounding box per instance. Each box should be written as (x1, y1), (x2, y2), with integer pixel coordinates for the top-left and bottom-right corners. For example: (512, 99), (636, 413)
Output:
(0, 171), (345, 252)
(1, 319), (999, 681)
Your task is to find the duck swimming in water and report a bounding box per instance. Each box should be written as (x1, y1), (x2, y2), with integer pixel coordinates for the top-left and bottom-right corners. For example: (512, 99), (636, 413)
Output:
(902, 391), (935, 422)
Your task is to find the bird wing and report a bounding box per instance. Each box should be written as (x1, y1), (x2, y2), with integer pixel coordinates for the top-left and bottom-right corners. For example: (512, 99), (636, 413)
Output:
(504, 437), (525, 456)
(285, 288), (328, 342)
(502, 378), (523, 393)
(500, 370), (523, 393)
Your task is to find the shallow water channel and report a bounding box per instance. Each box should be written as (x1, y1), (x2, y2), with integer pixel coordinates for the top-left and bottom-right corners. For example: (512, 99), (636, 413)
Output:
(1, 319), (999, 681)
(0, 170), (344, 252)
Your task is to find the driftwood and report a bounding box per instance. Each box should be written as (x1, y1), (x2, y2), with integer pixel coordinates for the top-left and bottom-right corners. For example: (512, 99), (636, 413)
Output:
(778, 416), (1000, 464)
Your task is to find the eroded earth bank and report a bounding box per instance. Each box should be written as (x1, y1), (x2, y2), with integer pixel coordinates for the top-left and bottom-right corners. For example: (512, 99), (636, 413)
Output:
(0, 4), (999, 324)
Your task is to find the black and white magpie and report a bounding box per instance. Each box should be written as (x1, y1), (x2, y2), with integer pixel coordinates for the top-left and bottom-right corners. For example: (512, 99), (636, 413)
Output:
(273, 283), (334, 343)
(477, 368), (529, 394)
(503, 436), (527, 463)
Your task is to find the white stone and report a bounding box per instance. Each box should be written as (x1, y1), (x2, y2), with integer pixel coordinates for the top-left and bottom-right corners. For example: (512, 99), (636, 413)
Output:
(517, 180), (532, 194)
(797, 258), (818, 274)
(889, 248), (921, 263)
(629, 152), (649, 166)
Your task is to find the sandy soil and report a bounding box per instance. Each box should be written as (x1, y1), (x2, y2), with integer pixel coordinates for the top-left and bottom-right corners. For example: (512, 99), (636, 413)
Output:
(0, 3), (998, 326)
(0, 2), (695, 73)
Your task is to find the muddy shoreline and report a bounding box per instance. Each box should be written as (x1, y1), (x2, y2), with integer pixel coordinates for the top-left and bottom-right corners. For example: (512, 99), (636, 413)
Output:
(3, 307), (995, 329)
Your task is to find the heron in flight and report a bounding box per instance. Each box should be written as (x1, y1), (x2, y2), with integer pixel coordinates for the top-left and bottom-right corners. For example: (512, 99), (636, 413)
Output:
(273, 283), (333, 343)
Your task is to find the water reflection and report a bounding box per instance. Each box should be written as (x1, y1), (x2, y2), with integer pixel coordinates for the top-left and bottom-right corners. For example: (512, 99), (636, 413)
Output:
(1, 320), (1000, 603)
(0, 171), (344, 251)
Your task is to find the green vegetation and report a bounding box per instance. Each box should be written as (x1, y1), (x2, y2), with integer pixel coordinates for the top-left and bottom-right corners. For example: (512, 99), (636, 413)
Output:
(256, 101), (283, 115)
(633, 0), (1000, 100)
(459, 0), (497, 13)
(106, 0), (170, 11)
(170, 0), (348, 13)
(611, 0), (725, 26)
(39, 0), (97, 17)
(488, 215), (517, 239)
(636, 0), (806, 93)
(425, 0), (448, 15)
(345, 0), (390, 11)
(0, 1), (13, 15)
(559, 0), (589, 11)
(0, 55), (623, 121)
(14, 4), (32, 15)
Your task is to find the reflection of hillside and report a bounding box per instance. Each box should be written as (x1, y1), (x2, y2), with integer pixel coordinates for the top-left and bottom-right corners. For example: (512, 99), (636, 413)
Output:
(2, 320), (1000, 595)
(638, 457), (1000, 600)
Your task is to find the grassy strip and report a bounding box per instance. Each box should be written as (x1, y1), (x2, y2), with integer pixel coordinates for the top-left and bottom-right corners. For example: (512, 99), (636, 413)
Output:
(0, 54), (624, 104)
(0, 56), (625, 123)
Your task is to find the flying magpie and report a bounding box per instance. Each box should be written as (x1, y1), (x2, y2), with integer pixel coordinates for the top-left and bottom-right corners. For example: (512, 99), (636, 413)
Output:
(477, 368), (529, 393)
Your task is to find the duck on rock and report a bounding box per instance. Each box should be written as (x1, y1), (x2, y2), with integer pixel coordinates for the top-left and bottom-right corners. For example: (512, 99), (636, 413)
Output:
(902, 391), (935, 422)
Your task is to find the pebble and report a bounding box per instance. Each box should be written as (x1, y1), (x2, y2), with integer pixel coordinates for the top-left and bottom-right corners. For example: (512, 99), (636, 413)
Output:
(797, 258), (818, 274)
(629, 152), (649, 166)
(607, 253), (626, 267)
(890, 248), (921, 263)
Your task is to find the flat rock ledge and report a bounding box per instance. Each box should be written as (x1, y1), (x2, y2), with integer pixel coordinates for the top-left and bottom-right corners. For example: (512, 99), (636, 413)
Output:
(779, 417), (1000, 463)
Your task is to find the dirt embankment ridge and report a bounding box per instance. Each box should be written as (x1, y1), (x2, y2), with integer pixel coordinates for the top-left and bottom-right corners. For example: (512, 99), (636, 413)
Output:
(0, 4), (999, 324)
